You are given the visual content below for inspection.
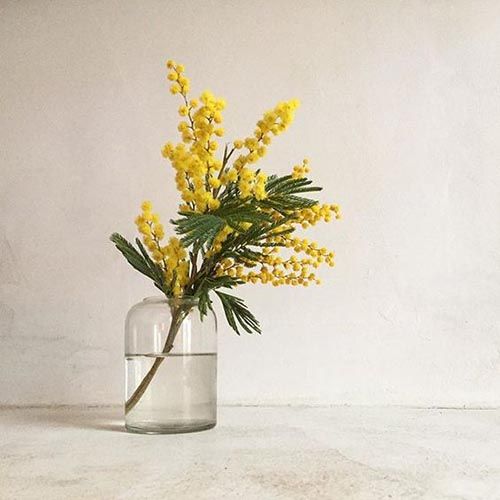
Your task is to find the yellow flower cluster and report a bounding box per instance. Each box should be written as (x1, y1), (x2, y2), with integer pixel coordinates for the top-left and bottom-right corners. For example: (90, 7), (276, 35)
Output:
(163, 61), (226, 213)
(163, 62), (304, 207)
(233, 99), (300, 170)
(237, 168), (268, 199)
(290, 161), (341, 224)
(162, 142), (220, 212)
(213, 188), (340, 287)
(294, 203), (342, 228)
(230, 99), (300, 200)
(216, 240), (335, 287)
(135, 201), (189, 296)
(292, 159), (311, 179)
(167, 60), (190, 95)
(162, 237), (190, 297)
(191, 91), (226, 151)
(176, 90), (226, 161)
(219, 168), (238, 186)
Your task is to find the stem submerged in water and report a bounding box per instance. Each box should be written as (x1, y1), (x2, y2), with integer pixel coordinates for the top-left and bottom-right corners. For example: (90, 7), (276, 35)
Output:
(125, 304), (190, 415)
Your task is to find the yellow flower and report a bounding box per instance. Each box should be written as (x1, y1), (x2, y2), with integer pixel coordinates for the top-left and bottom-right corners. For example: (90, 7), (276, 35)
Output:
(208, 198), (220, 210)
(208, 176), (221, 189)
(152, 223), (165, 239)
(253, 172), (267, 200)
(227, 168), (238, 182)
(141, 201), (152, 211)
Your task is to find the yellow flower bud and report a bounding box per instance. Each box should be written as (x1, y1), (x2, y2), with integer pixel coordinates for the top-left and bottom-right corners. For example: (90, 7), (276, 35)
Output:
(170, 84), (181, 94)
(208, 198), (221, 210)
(208, 177), (221, 189)
(141, 201), (152, 211)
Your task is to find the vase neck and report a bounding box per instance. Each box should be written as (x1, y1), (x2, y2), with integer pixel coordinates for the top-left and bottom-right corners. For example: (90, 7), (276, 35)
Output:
(142, 295), (199, 307)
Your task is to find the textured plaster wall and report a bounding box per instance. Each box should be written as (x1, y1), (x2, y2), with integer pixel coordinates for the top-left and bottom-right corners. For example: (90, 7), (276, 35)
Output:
(1, 0), (499, 406)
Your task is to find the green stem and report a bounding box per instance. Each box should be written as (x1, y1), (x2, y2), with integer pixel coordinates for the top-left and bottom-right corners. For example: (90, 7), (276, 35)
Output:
(125, 304), (190, 415)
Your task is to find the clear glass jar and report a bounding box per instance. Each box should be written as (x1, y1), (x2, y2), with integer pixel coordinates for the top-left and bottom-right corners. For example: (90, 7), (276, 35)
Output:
(124, 296), (217, 434)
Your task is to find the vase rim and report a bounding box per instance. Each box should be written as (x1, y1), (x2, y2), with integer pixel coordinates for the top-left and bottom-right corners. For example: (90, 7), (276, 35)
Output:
(143, 295), (199, 305)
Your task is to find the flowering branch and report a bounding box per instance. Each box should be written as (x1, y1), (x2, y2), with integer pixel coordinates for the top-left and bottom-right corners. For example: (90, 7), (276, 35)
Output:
(111, 59), (341, 336)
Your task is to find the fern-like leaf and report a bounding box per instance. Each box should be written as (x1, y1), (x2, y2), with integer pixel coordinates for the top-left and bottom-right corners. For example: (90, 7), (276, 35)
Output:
(215, 291), (261, 335)
(110, 233), (167, 292)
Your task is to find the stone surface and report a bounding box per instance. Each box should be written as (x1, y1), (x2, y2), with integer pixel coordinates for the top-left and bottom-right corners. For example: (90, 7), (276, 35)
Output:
(0, 406), (499, 499)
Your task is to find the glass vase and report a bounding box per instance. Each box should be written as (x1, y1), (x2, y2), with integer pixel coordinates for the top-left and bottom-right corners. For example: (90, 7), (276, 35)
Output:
(124, 296), (217, 434)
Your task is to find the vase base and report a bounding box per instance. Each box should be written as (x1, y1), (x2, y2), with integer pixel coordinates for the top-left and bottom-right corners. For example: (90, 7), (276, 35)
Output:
(125, 420), (216, 435)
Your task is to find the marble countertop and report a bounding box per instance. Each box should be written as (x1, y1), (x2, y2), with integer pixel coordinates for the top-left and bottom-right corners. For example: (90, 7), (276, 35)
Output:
(0, 406), (498, 499)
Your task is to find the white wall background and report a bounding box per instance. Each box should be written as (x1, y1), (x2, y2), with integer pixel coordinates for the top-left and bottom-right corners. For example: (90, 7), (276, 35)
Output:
(1, 0), (499, 407)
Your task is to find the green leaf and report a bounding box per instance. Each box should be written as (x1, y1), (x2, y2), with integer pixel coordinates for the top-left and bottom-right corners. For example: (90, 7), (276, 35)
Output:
(135, 238), (168, 294)
(172, 213), (226, 247)
(194, 275), (240, 320)
(110, 233), (154, 278)
(266, 174), (322, 196)
(110, 233), (167, 293)
(259, 194), (318, 212)
(197, 287), (213, 319)
(172, 204), (275, 249)
(215, 291), (261, 335)
(261, 174), (321, 212)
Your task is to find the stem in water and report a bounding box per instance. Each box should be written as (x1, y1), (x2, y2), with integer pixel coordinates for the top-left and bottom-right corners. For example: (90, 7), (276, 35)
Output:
(125, 304), (189, 415)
